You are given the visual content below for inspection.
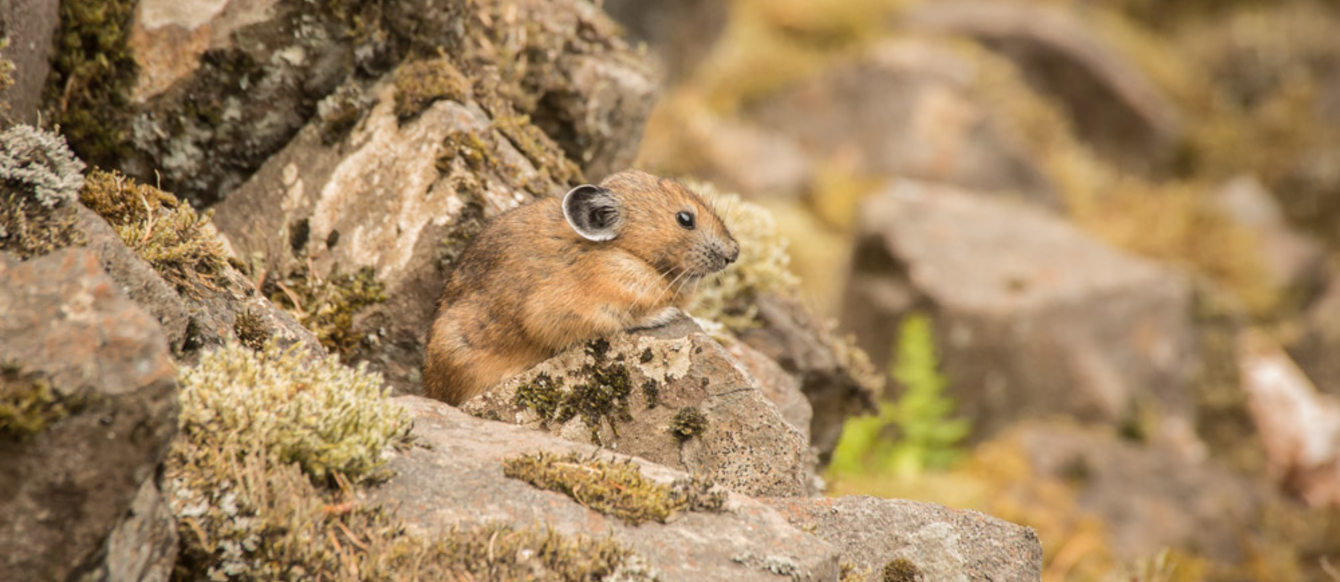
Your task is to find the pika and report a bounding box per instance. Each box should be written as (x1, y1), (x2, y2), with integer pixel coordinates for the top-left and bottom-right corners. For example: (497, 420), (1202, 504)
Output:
(423, 170), (740, 405)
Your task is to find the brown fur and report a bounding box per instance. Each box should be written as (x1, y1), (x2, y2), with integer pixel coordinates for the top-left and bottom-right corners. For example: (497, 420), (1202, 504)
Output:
(423, 170), (739, 405)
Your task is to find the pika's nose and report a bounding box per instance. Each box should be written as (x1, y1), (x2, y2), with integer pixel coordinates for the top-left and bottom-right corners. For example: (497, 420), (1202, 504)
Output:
(721, 240), (740, 265)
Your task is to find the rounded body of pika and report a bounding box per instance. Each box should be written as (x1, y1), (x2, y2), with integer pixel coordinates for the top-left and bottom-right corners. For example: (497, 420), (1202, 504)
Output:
(423, 170), (740, 405)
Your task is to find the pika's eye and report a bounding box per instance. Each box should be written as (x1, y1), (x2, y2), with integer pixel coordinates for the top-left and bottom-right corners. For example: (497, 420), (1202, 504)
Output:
(676, 211), (695, 230)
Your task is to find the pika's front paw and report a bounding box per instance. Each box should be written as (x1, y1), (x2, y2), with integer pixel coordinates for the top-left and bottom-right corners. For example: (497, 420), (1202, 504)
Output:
(627, 307), (683, 331)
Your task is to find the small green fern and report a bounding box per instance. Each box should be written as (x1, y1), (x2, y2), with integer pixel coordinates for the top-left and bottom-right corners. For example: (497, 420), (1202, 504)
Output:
(829, 312), (969, 477)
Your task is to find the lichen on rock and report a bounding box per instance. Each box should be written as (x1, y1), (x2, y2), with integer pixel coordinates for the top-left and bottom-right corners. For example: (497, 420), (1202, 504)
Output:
(0, 125), (87, 259)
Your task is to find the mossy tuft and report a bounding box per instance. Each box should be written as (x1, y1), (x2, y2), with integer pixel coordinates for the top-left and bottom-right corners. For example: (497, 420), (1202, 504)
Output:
(0, 364), (71, 440)
(79, 169), (228, 296)
(265, 264), (387, 358)
(503, 451), (725, 525)
(0, 125), (87, 259)
(669, 407), (709, 442)
(42, 0), (138, 169)
(393, 57), (471, 120)
(176, 340), (411, 483)
(232, 308), (268, 351)
(882, 558), (923, 582)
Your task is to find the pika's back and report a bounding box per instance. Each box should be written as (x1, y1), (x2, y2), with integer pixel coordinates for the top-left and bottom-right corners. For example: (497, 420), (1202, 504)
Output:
(424, 170), (738, 405)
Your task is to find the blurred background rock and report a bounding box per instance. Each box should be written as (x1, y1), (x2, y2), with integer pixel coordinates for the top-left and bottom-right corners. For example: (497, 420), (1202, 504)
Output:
(612, 0), (1340, 579)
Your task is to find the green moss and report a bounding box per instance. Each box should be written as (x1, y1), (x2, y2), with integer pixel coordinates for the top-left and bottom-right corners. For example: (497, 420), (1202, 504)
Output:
(513, 340), (636, 445)
(0, 191), (83, 259)
(168, 339), (649, 580)
(641, 379), (660, 410)
(0, 365), (69, 440)
(840, 562), (872, 582)
(79, 170), (228, 296)
(232, 308), (268, 351)
(266, 264), (387, 358)
(881, 558), (922, 582)
(177, 340), (411, 484)
(502, 451), (725, 525)
(317, 84), (369, 145)
(393, 58), (470, 120)
(0, 39), (13, 124)
(43, 0), (138, 169)
(515, 372), (564, 421)
(669, 407), (708, 442)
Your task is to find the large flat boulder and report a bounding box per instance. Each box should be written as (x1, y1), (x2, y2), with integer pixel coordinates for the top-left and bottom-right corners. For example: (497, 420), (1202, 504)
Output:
(843, 180), (1196, 438)
(749, 38), (1061, 208)
(369, 396), (840, 581)
(764, 496), (1042, 582)
(908, 0), (1185, 174)
(462, 316), (816, 497)
(0, 248), (178, 580)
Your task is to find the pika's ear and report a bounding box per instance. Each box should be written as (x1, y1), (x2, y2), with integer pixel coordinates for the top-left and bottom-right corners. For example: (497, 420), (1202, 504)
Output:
(562, 185), (621, 242)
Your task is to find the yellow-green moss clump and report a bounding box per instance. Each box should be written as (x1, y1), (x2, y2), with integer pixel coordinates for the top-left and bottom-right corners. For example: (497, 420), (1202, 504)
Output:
(175, 340), (410, 483)
(684, 181), (800, 331)
(393, 57), (471, 120)
(513, 339), (635, 444)
(79, 169), (227, 296)
(265, 264), (387, 358)
(881, 558), (923, 582)
(669, 407), (709, 442)
(43, 0), (138, 168)
(0, 364), (69, 440)
(503, 451), (725, 525)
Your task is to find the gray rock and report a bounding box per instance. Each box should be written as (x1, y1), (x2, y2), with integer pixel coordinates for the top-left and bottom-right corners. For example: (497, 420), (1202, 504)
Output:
(750, 38), (1061, 208)
(0, 0), (60, 126)
(763, 495), (1042, 582)
(1008, 422), (1261, 564)
(89, 479), (178, 582)
(1291, 274), (1340, 397)
(0, 248), (178, 581)
(736, 293), (880, 464)
(1210, 176), (1327, 301)
(725, 339), (813, 437)
(601, 0), (730, 82)
(909, 0), (1185, 174)
(74, 204), (192, 352)
(843, 180), (1196, 439)
(368, 396), (841, 581)
(52, 0), (651, 205)
(461, 316), (815, 497)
